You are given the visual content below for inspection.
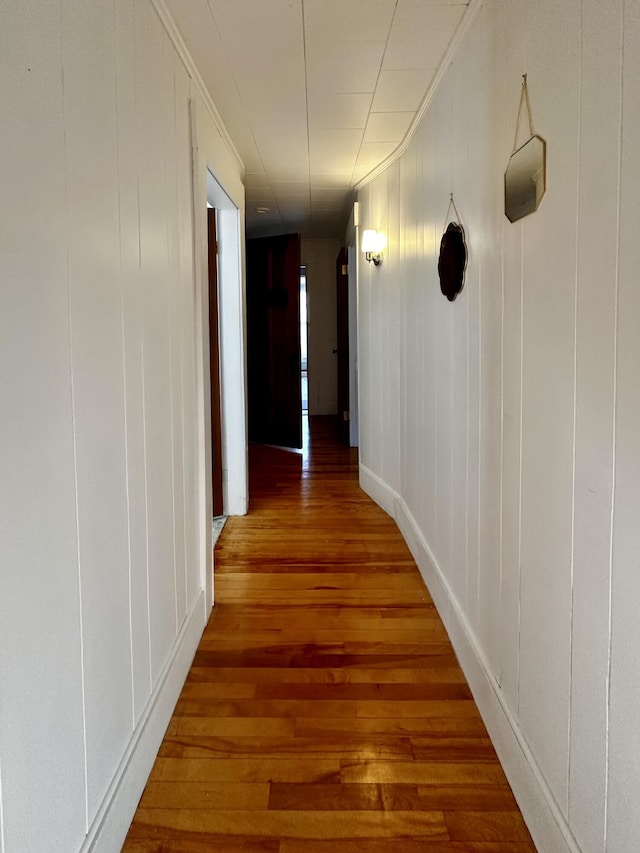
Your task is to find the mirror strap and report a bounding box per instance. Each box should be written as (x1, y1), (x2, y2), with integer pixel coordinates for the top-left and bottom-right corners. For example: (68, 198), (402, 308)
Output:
(442, 193), (463, 235)
(512, 74), (536, 152)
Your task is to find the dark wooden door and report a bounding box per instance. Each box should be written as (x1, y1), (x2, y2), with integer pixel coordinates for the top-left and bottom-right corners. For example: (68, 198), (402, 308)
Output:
(336, 247), (350, 445)
(247, 233), (302, 449)
(208, 209), (224, 517)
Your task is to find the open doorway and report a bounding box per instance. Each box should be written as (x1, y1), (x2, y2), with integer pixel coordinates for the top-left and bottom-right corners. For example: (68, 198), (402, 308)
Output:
(246, 233), (302, 449)
(207, 205), (224, 519)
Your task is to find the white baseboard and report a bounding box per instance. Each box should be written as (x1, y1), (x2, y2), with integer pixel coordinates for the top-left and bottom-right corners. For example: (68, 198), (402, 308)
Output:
(83, 590), (207, 853)
(362, 468), (580, 853)
(359, 463), (398, 518)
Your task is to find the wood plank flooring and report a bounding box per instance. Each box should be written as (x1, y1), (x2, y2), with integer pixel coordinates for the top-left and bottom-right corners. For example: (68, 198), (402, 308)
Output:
(124, 417), (536, 852)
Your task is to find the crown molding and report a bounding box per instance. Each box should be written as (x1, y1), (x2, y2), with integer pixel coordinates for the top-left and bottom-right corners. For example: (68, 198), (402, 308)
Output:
(149, 0), (245, 178)
(354, 0), (484, 191)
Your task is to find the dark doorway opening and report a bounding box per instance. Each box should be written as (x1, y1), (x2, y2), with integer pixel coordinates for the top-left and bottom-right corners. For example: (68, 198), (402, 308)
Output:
(207, 207), (224, 518)
(246, 233), (303, 449)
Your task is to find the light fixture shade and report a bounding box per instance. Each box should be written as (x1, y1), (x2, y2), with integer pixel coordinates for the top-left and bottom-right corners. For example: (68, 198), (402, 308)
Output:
(361, 229), (379, 254)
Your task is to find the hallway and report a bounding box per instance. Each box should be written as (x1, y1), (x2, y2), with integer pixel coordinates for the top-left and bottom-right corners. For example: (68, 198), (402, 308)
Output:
(124, 417), (535, 851)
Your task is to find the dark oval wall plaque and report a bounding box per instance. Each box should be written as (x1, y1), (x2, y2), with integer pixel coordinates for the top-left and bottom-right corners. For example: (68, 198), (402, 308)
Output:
(438, 222), (468, 302)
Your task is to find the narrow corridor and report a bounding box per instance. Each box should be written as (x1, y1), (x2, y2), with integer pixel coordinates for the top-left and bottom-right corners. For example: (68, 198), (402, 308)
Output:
(124, 417), (535, 851)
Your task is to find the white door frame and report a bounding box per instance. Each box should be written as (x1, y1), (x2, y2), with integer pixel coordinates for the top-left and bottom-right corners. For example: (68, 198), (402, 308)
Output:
(345, 202), (360, 447)
(206, 172), (248, 519)
(190, 96), (247, 614)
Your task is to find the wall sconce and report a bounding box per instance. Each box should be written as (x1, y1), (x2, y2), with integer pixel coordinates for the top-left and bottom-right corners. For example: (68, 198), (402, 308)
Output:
(361, 229), (384, 266)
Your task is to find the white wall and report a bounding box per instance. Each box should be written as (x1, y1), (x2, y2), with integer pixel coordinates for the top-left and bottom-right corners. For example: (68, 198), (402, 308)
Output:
(0, 1), (244, 850)
(357, 1), (639, 851)
(301, 238), (341, 416)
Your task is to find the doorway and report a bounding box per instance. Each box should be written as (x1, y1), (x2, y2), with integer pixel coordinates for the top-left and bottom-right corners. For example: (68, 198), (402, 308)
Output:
(207, 206), (224, 518)
(246, 233), (303, 449)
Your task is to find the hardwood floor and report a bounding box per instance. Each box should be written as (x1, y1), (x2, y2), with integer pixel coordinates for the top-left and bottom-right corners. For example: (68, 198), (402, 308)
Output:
(124, 417), (536, 852)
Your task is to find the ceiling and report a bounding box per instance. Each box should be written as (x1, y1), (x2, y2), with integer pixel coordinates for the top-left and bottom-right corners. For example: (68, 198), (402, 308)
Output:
(164, 0), (469, 238)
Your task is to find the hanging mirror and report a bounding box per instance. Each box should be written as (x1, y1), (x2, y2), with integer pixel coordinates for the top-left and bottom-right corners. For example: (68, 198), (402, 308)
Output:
(438, 195), (468, 302)
(505, 136), (546, 222)
(505, 75), (546, 223)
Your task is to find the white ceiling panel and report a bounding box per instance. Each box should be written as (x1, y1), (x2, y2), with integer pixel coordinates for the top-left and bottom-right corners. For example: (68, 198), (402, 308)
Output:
(207, 0), (304, 54)
(356, 141), (398, 166)
(278, 202), (312, 218)
(306, 41), (387, 94)
(252, 213), (283, 227)
(269, 180), (310, 194)
(263, 166), (311, 182)
(245, 192), (278, 211)
(303, 0), (397, 42)
(372, 69), (433, 112)
(397, 0), (468, 6)
(311, 188), (350, 204)
(308, 93), (373, 130)
(238, 146), (267, 173)
(309, 128), (364, 157)
(207, 0), (309, 176)
(258, 148), (310, 171)
(252, 211), (284, 224)
(163, 0), (263, 164)
(312, 202), (349, 213)
(309, 152), (362, 174)
(311, 209), (344, 221)
(363, 111), (414, 143)
(237, 99), (308, 154)
(277, 193), (311, 206)
(163, 0), (470, 237)
(277, 203), (312, 217)
(383, 4), (465, 70)
(310, 172), (355, 189)
(244, 172), (272, 188)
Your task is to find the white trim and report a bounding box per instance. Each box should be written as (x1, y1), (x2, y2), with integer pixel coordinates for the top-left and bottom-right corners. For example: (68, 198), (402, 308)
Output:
(206, 175), (249, 517)
(359, 462), (398, 518)
(149, 0), (244, 179)
(354, 0), (485, 192)
(362, 467), (581, 853)
(189, 93), (215, 615)
(0, 750), (5, 852)
(346, 243), (359, 448)
(345, 202), (360, 448)
(82, 591), (206, 853)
